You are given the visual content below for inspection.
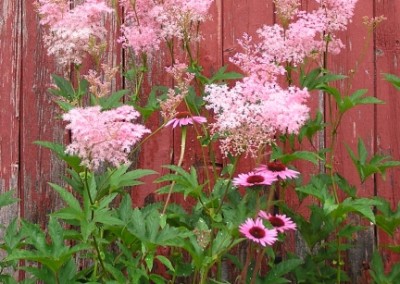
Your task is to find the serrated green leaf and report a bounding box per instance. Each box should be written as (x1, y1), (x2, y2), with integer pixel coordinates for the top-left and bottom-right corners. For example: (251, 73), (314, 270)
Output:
(97, 90), (128, 109)
(263, 259), (303, 282)
(0, 191), (19, 208)
(48, 217), (65, 257)
(384, 73), (400, 91)
(50, 74), (75, 101)
(49, 183), (82, 213)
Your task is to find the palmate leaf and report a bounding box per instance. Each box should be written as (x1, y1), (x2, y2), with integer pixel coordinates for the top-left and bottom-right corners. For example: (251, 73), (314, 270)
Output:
(370, 251), (400, 284)
(260, 259), (303, 284)
(375, 198), (400, 236)
(346, 139), (400, 183)
(135, 86), (168, 121)
(48, 183), (82, 213)
(338, 89), (384, 114)
(34, 141), (82, 172)
(300, 67), (347, 90)
(330, 198), (383, 223)
(0, 190), (19, 208)
(93, 89), (128, 110)
(271, 145), (322, 165)
(384, 73), (400, 91)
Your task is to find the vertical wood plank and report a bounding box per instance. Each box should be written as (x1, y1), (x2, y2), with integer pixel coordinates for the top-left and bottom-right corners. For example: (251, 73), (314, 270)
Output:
(168, 0), (224, 211)
(18, 0), (65, 224)
(132, 46), (174, 207)
(328, 2), (376, 282)
(0, 0), (21, 226)
(375, 0), (400, 273)
(222, 0), (275, 175)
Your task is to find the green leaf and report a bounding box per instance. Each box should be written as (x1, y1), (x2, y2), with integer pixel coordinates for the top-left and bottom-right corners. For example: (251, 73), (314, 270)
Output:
(271, 148), (322, 165)
(48, 183), (82, 213)
(262, 259), (303, 283)
(34, 141), (82, 172)
(346, 139), (400, 183)
(301, 68), (346, 90)
(96, 89), (128, 110)
(49, 74), (75, 101)
(298, 111), (326, 143)
(135, 86), (167, 120)
(209, 66), (244, 83)
(384, 73), (400, 91)
(339, 89), (384, 114)
(0, 190), (19, 208)
(156, 255), (175, 272)
(48, 217), (65, 257)
(375, 199), (400, 236)
(185, 87), (205, 114)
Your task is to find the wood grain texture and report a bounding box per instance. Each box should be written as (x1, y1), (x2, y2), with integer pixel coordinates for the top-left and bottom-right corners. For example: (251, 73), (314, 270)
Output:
(0, 0), (21, 227)
(18, 0), (66, 224)
(375, 0), (400, 273)
(329, 2), (376, 282)
(0, 0), (400, 282)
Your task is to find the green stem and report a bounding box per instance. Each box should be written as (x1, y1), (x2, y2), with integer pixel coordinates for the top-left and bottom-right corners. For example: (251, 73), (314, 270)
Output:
(250, 248), (264, 284)
(240, 243), (252, 283)
(215, 156), (239, 215)
(84, 170), (107, 278)
(162, 126), (187, 214)
(266, 185), (276, 213)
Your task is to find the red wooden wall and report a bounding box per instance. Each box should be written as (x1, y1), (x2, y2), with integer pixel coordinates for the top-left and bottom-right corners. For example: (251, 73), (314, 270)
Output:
(1, 0), (399, 283)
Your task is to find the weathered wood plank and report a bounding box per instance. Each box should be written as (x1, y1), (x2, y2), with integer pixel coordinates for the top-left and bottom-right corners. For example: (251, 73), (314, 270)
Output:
(0, 0), (21, 227)
(375, 0), (400, 274)
(327, 2), (376, 282)
(18, 0), (66, 224)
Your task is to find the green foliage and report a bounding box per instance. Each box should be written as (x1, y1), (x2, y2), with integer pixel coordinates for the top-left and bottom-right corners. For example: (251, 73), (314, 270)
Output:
(384, 73), (400, 91)
(49, 74), (88, 111)
(191, 65), (243, 85)
(134, 86), (168, 120)
(375, 199), (400, 236)
(346, 139), (400, 183)
(91, 89), (128, 110)
(369, 252), (400, 284)
(300, 68), (347, 90)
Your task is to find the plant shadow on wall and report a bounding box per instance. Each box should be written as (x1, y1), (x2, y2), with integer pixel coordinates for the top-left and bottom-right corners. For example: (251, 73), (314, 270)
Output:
(1, 0), (400, 283)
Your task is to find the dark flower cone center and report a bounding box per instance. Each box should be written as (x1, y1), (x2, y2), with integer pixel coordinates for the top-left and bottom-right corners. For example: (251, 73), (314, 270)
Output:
(268, 216), (285, 227)
(249, 227), (266, 239)
(175, 111), (191, 119)
(267, 161), (286, 172)
(247, 175), (265, 184)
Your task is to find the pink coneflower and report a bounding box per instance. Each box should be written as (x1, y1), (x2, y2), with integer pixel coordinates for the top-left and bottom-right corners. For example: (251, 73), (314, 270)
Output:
(233, 171), (277, 187)
(258, 211), (297, 233)
(239, 218), (278, 246)
(256, 160), (300, 180)
(165, 111), (207, 128)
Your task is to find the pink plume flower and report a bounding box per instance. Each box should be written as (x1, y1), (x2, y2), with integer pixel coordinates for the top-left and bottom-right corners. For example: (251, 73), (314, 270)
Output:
(36, 0), (113, 66)
(63, 105), (150, 170)
(120, 0), (213, 55)
(239, 218), (278, 246)
(258, 211), (297, 233)
(205, 78), (310, 157)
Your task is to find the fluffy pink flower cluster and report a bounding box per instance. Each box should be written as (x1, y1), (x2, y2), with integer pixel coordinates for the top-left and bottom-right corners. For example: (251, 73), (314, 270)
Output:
(205, 77), (310, 157)
(63, 106), (150, 170)
(160, 63), (195, 120)
(36, 0), (113, 66)
(120, 0), (213, 55)
(205, 0), (358, 157)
